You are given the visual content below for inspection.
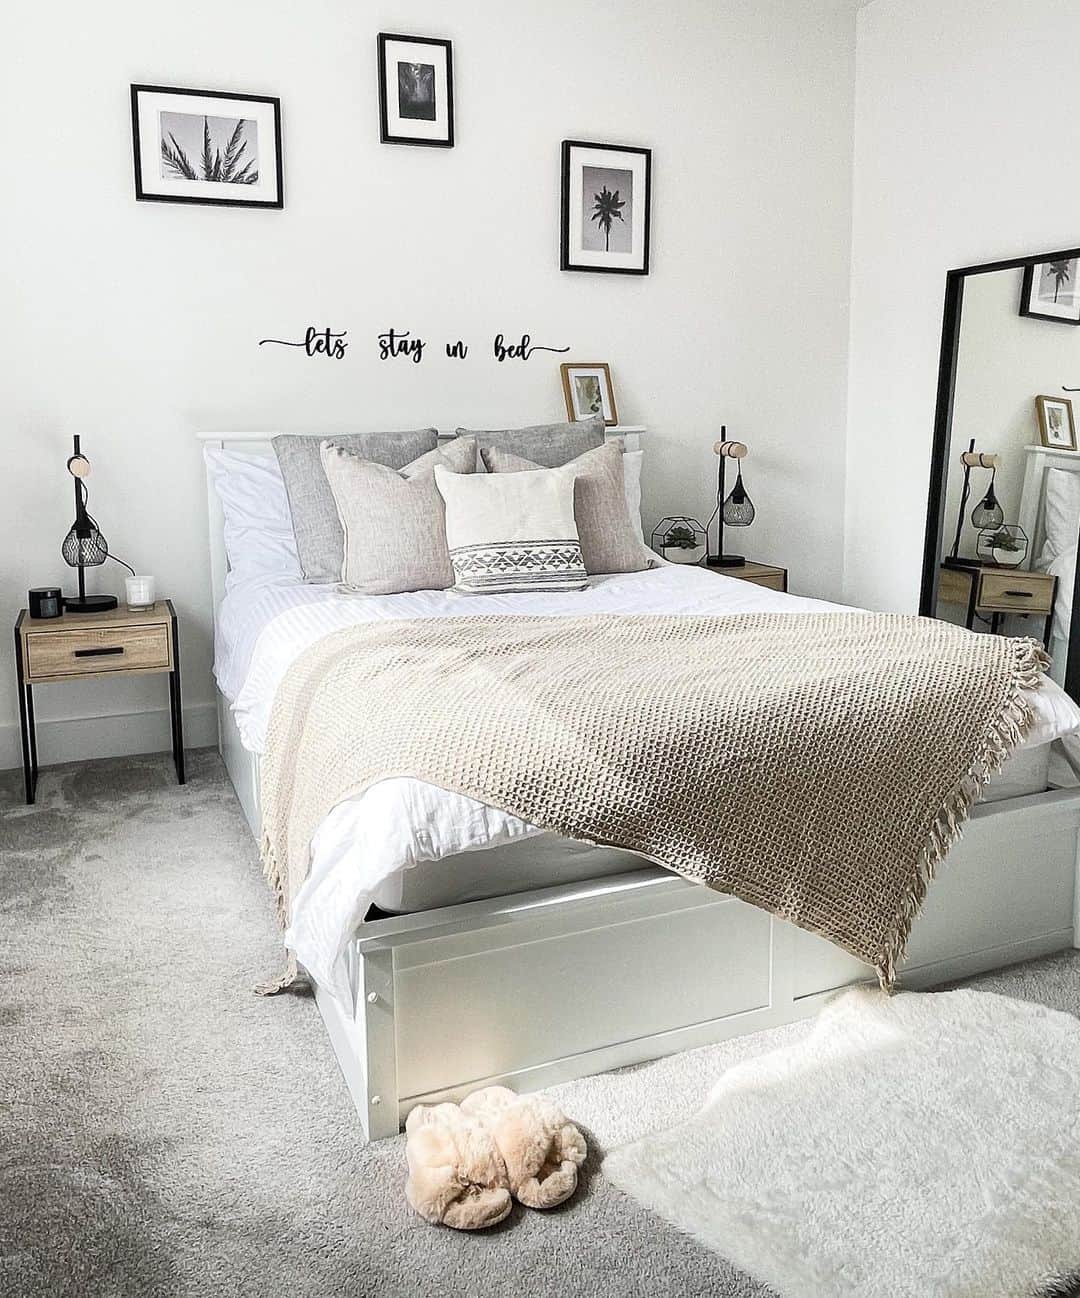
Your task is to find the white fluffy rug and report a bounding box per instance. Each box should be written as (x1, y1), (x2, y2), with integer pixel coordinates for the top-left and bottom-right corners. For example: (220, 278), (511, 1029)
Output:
(604, 988), (1080, 1298)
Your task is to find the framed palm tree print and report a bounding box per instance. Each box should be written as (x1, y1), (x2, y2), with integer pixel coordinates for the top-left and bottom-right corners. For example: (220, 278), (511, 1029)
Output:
(378, 34), (454, 147)
(1020, 259), (1080, 324)
(131, 85), (283, 208)
(561, 141), (651, 275)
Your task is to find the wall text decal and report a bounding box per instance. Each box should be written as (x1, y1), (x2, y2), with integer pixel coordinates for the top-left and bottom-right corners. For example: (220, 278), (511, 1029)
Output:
(257, 327), (570, 365)
(493, 333), (571, 362)
(258, 326), (348, 359)
(377, 328), (426, 364)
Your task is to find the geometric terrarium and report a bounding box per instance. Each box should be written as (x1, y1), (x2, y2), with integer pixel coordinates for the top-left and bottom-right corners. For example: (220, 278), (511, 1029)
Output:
(651, 516), (707, 565)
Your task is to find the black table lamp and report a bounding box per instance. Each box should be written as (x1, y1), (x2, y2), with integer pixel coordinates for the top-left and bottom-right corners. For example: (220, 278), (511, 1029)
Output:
(943, 439), (1003, 569)
(706, 432), (755, 568)
(61, 435), (126, 612)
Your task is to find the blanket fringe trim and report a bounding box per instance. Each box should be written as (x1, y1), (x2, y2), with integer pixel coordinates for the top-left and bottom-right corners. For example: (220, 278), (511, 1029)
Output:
(254, 832), (306, 996)
(877, 637), (1049, 989)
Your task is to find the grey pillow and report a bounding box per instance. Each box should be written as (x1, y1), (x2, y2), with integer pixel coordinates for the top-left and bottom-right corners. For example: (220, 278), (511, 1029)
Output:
(321, 437), (477, 595)
(481, 440), (649, 575)
(456, 415), (605, 468)
(273, 429), (438, 581)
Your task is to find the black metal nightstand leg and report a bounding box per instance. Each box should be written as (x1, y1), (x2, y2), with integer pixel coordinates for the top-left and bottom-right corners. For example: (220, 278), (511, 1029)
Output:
(14, 628), (37, 805)
(169, 607), (185, 785)
(965, 573), (979, 631)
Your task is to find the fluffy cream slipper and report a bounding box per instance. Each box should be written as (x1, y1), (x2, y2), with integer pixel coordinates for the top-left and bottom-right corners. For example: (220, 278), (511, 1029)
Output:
(404, 1102), (513, 1230)
(460, 1086), (587, 1209)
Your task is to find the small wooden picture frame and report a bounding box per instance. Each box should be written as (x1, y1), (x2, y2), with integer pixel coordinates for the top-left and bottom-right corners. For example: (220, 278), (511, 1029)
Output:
(561, 363), (619, 426)
(1035, 394), (1077, 450)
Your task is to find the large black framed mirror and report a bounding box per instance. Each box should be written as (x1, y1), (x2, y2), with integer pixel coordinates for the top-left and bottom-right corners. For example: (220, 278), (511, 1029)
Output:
(920, 245), (1080, 702)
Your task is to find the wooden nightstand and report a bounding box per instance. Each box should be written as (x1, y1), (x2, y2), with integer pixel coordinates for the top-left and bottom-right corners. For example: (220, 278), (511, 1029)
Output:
(702, 560), (788, 592)
(938, 562), (1056, 645)
(14, 600), (184, 805)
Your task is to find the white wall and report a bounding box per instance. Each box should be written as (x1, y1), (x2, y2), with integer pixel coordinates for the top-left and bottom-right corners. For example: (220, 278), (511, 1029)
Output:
(846, 0), (1080, 612)
(0, 0), (856, 770)
(944, 267), (1080, 561)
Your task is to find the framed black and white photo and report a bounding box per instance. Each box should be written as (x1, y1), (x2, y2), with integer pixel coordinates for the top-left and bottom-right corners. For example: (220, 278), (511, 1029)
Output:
(561, 362), (619, 425)
(378, 34), (454, 147)
(1019, 258), (1080, 324)
(561, 141), (651, 275)
(131, 85), (282, 208)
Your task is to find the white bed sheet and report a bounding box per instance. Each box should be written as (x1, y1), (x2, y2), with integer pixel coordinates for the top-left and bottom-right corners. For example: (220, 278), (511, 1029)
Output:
(216, 564), (1080, 1000)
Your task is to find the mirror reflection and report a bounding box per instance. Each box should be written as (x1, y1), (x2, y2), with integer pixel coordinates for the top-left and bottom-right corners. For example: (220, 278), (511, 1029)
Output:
(935, 261), (1080, 696)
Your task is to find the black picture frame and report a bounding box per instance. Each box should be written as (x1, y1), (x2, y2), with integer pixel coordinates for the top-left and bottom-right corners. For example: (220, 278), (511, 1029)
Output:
(131, 84), (283, 208)
(1019, 260), (1080, 325)
(377, 33), (454, 148)
(920, 244), (1080, 701)
(561, 140), (651, 275)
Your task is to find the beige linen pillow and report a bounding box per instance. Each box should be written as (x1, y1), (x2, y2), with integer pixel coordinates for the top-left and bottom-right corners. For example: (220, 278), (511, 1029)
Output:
(321, 436), (477, 594)
(480, 440), (649, 575)
(433, 461), (587, 594)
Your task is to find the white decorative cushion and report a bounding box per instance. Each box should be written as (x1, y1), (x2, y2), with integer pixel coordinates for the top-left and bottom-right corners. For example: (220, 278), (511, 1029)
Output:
(1036, 467), (1080, 569)
(480, 440), (649, 575)
(203, 448), (301, 588)
(433, 462), (587, 594)
(321, 437), (477, 595)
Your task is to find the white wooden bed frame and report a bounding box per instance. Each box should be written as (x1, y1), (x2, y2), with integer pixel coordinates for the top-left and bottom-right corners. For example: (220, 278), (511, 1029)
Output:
(200, 430), (1080, 1141)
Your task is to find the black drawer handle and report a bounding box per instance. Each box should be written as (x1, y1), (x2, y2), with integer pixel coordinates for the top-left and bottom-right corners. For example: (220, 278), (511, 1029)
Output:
(74, 646), (125, 658)
(1002, 590), (1033, 598)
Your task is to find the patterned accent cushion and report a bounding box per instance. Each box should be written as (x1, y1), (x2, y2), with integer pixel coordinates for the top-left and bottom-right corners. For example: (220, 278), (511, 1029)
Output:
(273, 429), (438, 582)
(481, 440), (650, 575)
(321, 437), (477, 595)
(434, 462), (587, 594)
(455, 415), (605, 468)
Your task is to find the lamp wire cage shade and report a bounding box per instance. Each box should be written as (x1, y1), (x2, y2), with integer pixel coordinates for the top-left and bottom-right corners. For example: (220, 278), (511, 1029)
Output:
(970, 472), (1004, 531)
(62, 519), (108, 568)
(722, 467), (755, 527)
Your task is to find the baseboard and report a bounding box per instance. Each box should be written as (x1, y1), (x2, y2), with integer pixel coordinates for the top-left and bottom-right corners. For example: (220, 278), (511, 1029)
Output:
(0, 702), (218, 773)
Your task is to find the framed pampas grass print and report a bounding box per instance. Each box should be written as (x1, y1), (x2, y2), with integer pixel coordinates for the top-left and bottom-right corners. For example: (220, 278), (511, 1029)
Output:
(131, 85), (283, 208)
(561, 140), (651, 274)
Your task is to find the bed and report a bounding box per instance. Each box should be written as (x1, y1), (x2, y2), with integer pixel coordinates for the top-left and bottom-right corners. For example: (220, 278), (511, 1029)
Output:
(202, 430), (1080, 1139)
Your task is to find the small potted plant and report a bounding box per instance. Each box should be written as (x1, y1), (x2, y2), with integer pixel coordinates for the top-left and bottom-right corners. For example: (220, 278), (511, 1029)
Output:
(979, 525), (1029, 569)
(652, 517), (707, 565)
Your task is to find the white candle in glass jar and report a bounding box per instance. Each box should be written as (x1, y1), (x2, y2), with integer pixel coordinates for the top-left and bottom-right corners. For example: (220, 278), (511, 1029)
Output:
(124, 574), (156, 609)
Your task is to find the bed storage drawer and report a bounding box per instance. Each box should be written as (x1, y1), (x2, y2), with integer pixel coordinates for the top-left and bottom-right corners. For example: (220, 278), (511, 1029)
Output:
(391, 886), (772, 1102)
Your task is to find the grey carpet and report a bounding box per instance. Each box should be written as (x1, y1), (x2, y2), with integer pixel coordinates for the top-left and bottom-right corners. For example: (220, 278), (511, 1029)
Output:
(2, 752), (1078, 1298)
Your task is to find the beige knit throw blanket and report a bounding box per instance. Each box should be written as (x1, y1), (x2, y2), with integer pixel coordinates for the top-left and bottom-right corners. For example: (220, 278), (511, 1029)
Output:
(257, 612), (1048, 993)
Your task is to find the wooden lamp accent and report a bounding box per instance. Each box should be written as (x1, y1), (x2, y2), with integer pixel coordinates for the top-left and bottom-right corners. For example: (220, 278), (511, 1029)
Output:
(707, 433), (754, 569)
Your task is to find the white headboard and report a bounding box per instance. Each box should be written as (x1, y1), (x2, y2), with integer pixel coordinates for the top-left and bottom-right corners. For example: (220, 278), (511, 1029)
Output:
(196, 426), (646, 621)
(1018, 443), (1080, 570)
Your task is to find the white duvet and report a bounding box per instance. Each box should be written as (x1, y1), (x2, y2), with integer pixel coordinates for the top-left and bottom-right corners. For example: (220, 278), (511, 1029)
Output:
(216, 563), (1080, 1000)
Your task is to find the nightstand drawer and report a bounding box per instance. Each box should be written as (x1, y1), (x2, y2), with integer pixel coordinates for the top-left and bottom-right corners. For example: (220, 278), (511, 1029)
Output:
(977, 571), (1055, 614)
(740, 571), (786, 591)
(25, 624), (171, 680)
